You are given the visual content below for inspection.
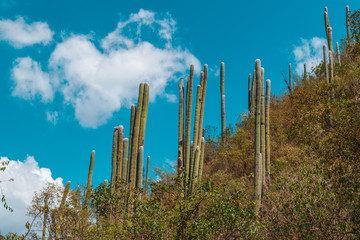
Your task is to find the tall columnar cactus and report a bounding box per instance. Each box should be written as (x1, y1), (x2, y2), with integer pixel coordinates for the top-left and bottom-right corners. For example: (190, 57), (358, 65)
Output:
(178, 78), (184, 171)
(346, 6), (351, 45)
(254, 59), (262, 215)
(248, 73), (251, 111)
(121, 138), (129, 181)
(42, 193), (49, 240)
(116, 126), (124, 184)
(56, 181), (71, 240)
(127, 104), (136, 184)
(185, 65), (194, 183)
(250, 70), (256, 115)
(265, 80), (271, 186)
(220, 62), (225, 142)
(324, 9), (331, 51)
(260, 67), (266, 190)
(329, 50), (334, 83)
(198, 137), (205, 182)
(327, 27), (333, 59)
(190, 146), (200, 191)
(197, 65), (208, 153)
(130, 83), (145, 187)
(144, 156), (150, 196)
(85, 150), (95, 209)
(336, 42), (341, 64)
(289, 63), (292, 92)
(139, 83), (149, 147)
(111, 127), (119, 192)
(190, 84), (202, 180)
(323, 45), (329, 81)
(304, 63), (307, 80)
(136, 146), (144, 189)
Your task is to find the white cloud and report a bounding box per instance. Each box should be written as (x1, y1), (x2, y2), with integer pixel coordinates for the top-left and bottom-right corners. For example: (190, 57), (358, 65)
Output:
(0, 156), (63, 234)
(0, 17), (54, 48)
(11, 57), (54, 102)
(164, 93), (177, 103)
(11, 9), (200, 128)
(293, 37), (327, 75)
(46, 111), (58, 125)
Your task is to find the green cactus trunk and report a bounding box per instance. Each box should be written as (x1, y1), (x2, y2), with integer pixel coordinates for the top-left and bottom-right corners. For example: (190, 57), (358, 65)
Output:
(136, 146), (144, 189)
(178, 78), (185, 171)
(198, 137), (205, 182)
(56, 181), (70, 239)
(250, 70), (256, 116)
(304, 63), (307, 80)
(85, 150), (95, 209)
(248, 73), (251, 111)
(329, 50), (334, 83)
(265, 80), (271, 186)
(346, 6), (351, 45)
(260, 68), (266, 190)
(289, 63), (292, 92)
(111, 127), (119, 192)
(190, 84), (202, 180)
(130, 83), (145, 188)
(121, 138), (129, 181)
(254, 59), (262, 215)
(336, 42), (341, 64)
(324, 9), (331, 51)
(197, 65), (208, 157)
(116, 126), (124, 185)
(323, 45), (329, 81)
(144, 156), (150, 196)
(127, 104), (136, 184)
(220, 62), (225, 142)
(42, 193), (49, 240)
(191, 146), (200, 191)
(185, 65), (194, 183)
(327, 26), (334, 59)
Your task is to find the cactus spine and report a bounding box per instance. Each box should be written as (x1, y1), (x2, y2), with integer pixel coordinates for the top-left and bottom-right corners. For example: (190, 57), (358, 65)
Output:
(127, 104), (136, 184)
(323, 45), (329, 81)
(111, 127), (119, 192)
(85, 150), (95, 209)
(178, 78), (185, 171)
(116, 126), (124, 184)
(346, 6), (351, 45)
(336, 42), (341, 64)
(185, 65), (194, 183)
(136, 146), (144, 189)
(129, 83), (145, 187)
(254, 59), (262, 215)
(220, 62), (225, 142)
(265, 80), (271, 186)
(121, 138), (129, 181)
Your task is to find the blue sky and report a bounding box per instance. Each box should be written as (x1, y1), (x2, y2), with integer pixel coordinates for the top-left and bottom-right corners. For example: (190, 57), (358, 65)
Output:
(0, 0), (358, 233)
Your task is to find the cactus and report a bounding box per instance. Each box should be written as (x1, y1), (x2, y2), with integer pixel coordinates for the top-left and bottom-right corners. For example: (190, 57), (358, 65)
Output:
(265, 80), (271, 186)
(324, 9), (331, 50)
(248, 73), (251, 111)
(121, 138), (129, 181)
(303, 63), (307, 80)
(329, 50), (334, 83)
(289, 63), (292, 92)
(42, 193), (49, 240)
(144, 156), (150, 196)
(190, 84), (202, 180)
(185, 65), (194, 183)
(327, 27), (333, 59)
(220, 62), (225, 142)
(116, 126), (124, 184)
(323, 45), (329, 81)
(198, 137), (205, 182)
(85, 150), (95, 209)
(250, 70), (256, 115)
(136, 146), (144, 189)
(127, 104), (136, 184)
(254, 59), (262, 215)
(130, 83), (145, 187)
(260, 68), (266, 190)
(139, 83), (149, 147)
(56, 181), (71, 239)
(346, 6), (351, 45)
(336, 42), (341, 64)
(197, 65), (208, 153)
(111, 127), (119, 192)
(191, 146), (200, 190)
(178, 78), (184, 171)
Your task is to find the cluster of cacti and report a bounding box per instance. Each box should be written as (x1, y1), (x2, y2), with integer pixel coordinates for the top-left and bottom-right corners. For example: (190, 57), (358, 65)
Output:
(178, 64), (208, 190)
(251, 59), (271, 214)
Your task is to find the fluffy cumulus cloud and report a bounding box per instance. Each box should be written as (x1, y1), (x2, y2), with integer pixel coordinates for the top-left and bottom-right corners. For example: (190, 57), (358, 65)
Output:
(0, 156), (63, 234)
(293, 37), (327, 75)
(11, 9), (200, 128)
(0, 17), (54, 48)
(46, 111), (59, 125)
